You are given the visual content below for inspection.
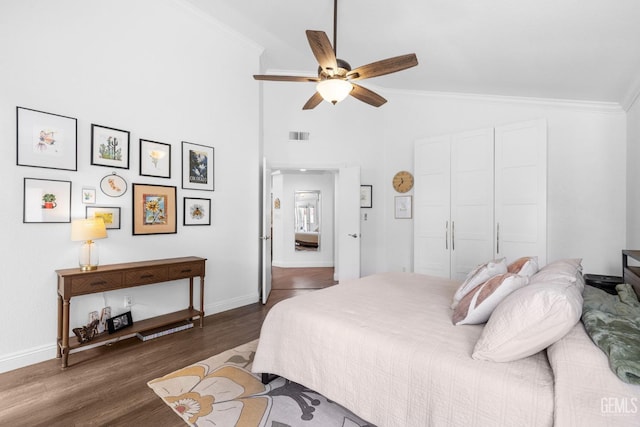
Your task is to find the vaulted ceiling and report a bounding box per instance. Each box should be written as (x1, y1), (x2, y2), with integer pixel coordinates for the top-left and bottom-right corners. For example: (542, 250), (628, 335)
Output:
(186, 0), (640, 108)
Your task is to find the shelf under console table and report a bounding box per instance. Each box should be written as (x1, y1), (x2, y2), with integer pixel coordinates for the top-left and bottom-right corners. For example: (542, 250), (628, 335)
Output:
(56, 256), (206, 368)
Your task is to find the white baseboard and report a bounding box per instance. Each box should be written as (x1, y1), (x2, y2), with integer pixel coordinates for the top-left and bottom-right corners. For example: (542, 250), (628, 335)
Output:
(0, 293), (261, 374)
(272, 261), (334, 268)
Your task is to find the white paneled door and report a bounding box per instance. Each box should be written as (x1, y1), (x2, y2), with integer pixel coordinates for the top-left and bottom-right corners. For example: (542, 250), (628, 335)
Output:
(337, 166), (361, 282)
(494, 119), (547, 265)
(261, 157), (272, 304)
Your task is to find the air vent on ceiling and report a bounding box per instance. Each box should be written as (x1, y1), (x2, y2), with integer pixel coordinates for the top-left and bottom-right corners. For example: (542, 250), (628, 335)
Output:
(289, 131), (310, 141)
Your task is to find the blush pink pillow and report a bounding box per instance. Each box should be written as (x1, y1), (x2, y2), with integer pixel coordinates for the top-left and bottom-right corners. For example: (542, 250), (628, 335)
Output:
(452, 273), (529, 325)
(507, 256), (539, 277)
(451, 258), (507, 309)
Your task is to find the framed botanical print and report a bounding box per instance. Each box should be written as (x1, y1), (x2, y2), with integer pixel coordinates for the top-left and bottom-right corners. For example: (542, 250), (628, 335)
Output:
(86, 206), (121, 230)
(139, 139), (171, 178)
(91, 124), (130, 169)
(181, 141), (214, 191)
(394, 195), (412, 219)
(82, 187), (96, 204)
(360, 185), (373, 208)
(23, 177), (72, 223)
(17, 107), (77, 171)
(184, 197), (211, 226)
(132, 183), (177, 235)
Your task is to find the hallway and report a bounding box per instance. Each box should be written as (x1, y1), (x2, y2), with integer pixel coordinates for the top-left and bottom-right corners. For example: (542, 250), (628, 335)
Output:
(267, 267), (337, 305)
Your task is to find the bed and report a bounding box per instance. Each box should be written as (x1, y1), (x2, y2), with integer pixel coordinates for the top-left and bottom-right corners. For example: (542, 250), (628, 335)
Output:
(252, 268), (640, 426)
(295, 231), (319, 248)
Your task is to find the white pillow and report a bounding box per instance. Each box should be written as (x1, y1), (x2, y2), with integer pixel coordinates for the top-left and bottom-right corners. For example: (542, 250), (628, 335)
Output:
(452, 273), (529, 325)
(451, 258), (507, 309)
(507, 256), (538, 277)
(472, 279), (583, 362)
(530, 258), (583, 288)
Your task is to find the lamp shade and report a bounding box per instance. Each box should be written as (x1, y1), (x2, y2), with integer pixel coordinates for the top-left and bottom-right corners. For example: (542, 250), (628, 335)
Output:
(317, 79), (353, 105)
(71, 218), (107, 241)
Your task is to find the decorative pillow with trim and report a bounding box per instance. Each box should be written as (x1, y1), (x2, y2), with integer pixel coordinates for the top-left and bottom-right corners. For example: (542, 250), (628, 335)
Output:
(452, 273), (529, 326)
(507, 256), (539, 277)
(451, 258), (507, 309)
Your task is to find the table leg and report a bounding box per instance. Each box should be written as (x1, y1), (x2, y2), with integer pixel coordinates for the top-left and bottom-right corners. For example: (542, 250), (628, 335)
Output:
(61, 298), (70, 368)
(200, 275), (205, 328)
(56, 294), (63, 359)
(188, 277), (194, 311)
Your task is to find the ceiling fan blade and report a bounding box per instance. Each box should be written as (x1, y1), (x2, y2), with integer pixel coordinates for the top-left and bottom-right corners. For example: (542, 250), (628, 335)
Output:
(254, 74), (319, 82)
(350, 83), (387, 107)
(306, 30), (338, 75)
(347, 53), (418, 81)
(302, 92), (324, 110)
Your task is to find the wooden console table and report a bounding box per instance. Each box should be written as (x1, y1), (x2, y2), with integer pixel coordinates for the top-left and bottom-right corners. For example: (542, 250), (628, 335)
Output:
(56, 256), (206, 368)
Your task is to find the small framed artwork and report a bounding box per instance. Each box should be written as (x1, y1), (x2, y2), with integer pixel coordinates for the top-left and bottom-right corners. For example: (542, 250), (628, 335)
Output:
(140, 139), (171, 178)
(107, 311), (133, 334)
(184, 197), (211, 226)
(100, 173), (127, 197)
(91, 124), (130, 169)
(360, 185), (373, 208)
(17, 106), (77, 171)
(86, 206), (121, 229)
(23, 178), (72, 223)
(182, 141), (214, 191)
(82, 187), (96, 204)
(132, 183), (177, 235)
(394, 195), (412, 219)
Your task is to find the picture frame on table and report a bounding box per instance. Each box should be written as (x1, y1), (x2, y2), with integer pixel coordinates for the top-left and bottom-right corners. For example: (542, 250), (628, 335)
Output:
(107, 311), (133, 334)
(184, 197), (211, 226)
(81, 187), (96, 204)
(91, 124), (130, 169)
(360, 185), (373, 208)
(394, 195), (412, 219)
(16, 106), (77, 171)
(86, 206), (121, 230)
(132, 183), (177, 235)
(23, 177), (72, 223)
(181, 141), (214, 191)
(139, 139), (171, 178)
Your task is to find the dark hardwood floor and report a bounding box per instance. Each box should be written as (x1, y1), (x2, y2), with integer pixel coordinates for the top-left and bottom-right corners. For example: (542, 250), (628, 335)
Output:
(0, 268), (336, 426)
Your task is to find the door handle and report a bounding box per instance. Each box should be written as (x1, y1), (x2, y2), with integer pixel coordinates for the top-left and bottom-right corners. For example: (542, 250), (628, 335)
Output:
(348, 233), (359, 238)
(451, 221), (455, 251)
(496, 222), (500, 254)
(445, 221), (449, 250)
(260, 235), (271, 240)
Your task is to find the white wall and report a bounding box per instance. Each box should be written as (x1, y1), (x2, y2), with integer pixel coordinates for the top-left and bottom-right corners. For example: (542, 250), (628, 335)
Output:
(263, 84), (627, 277)
(272, 172), (335, 267)
(0, 0), (262, 372)
(627, 96), (640, 249)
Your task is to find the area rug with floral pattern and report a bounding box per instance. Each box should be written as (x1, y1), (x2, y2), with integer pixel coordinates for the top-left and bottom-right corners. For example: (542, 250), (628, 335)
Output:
(148, 340), (374, 426)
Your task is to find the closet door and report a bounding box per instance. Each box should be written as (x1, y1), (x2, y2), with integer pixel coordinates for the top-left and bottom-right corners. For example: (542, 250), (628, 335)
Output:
(414, 135), (451, 277)
(450, 129), (495, 280)
(414, 129), (493, 279)
(494, 119), (547, 265)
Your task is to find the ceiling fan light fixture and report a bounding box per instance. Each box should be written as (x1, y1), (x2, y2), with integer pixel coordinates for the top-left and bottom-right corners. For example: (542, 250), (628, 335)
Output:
(317, 79), (353, 105)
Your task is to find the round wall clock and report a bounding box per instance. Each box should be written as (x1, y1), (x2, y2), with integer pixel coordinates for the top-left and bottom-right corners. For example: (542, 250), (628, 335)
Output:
(392, 171), (414, 193)
(100, 173), (127, 197)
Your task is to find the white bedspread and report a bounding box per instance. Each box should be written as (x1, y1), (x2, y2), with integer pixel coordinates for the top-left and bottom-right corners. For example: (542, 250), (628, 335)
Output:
(547, 322), (640, 426)
(253, 272), (554, 426)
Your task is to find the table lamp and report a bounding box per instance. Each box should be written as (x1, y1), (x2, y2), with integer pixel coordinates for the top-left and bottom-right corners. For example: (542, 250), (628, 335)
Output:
(71, 217), (108, 271)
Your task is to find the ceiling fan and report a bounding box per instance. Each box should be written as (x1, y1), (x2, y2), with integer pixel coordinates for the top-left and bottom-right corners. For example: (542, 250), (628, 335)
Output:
(253, 0), (418, 109)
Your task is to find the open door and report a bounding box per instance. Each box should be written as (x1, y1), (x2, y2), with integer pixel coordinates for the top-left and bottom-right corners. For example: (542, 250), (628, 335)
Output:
(261, 157), (272, 304)
(337, 166), (361, 282)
